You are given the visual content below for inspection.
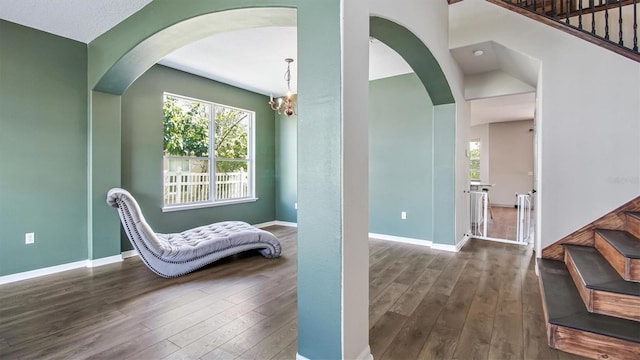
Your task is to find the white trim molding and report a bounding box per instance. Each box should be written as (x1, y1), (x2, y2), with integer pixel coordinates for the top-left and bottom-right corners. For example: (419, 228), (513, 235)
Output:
(296, 346), (372, 360)
(356, 346), (373, 360)
(0, 260), (88, 285)
(368, 233), (432, 247)
(254, 221), (298, 228)
(0, 251), (138, 285)
(370, 232), (471, 253)
(87, 254), (122, 268)
(122, 250), (139, 259)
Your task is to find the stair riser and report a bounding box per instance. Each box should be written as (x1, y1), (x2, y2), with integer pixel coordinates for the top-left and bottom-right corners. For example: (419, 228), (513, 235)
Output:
(595, 233), (639, 282)
(549, 324), (640, 359)
(627, 214), (640, 242)
(565, 251), (640, 321)
(592, 291), (640, 322)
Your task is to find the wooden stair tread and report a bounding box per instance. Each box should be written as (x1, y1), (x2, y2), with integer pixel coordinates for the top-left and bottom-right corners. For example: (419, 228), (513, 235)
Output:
(627, 212), (640, 221)
(595, 229), (640, 259)
(565, 245), (640, 296)
(538, 258), (640, 343)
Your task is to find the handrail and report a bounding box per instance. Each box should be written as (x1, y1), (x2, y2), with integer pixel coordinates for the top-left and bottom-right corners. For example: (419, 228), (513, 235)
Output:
(487, 0), (640, 62)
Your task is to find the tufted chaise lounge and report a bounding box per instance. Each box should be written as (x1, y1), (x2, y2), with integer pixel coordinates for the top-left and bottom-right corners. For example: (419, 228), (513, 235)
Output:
(107, 188), (281, 278)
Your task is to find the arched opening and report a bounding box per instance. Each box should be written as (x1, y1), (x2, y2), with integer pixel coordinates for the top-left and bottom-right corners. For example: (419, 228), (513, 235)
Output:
(89, 5), (456, 359)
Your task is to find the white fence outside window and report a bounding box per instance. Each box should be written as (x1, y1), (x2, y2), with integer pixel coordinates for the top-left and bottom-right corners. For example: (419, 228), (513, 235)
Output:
(164, 171), (249, 205)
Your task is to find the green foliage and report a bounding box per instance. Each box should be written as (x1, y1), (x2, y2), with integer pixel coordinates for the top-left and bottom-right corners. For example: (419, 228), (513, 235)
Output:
(469, 141), (480, 180)
(163, 96), (209, 157)
(163, 95), (250, 174)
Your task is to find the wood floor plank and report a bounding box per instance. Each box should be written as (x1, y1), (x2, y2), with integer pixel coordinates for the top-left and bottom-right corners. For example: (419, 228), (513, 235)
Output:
(380, 292), (448, 360)
(489, 267), (524, 359)
(0, 231), (585, 360)
(235, 318), (297, 360)
(369, 311), (409, 357)
(388, 268), (441, 317)
(218, 303), (296, 356)
(271, 338), (297, 360)
(164, 311), (267, 360)
(451, 259), (503, 360)
(369, 281), (409, 325)
(418, 325), (460, 360)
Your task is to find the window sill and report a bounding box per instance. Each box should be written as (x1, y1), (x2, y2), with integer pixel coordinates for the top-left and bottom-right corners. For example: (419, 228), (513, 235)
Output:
(162, 197), (259, 212)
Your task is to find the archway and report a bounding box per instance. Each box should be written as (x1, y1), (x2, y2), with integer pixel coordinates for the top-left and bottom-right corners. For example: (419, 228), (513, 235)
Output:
(89, 4), (455, 359)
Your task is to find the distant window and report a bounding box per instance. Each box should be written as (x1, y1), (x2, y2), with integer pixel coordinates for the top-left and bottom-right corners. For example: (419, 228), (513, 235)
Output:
(469, 139), (480, 181)
(162, 93), (255, 209)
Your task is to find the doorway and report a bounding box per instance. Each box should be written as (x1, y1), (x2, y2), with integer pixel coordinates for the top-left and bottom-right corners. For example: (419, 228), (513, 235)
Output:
(468, 93), (536, 244)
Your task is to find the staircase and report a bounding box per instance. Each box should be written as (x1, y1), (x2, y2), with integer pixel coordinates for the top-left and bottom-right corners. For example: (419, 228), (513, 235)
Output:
(486, 0), (640, 62)
(538, 210), (640, 359)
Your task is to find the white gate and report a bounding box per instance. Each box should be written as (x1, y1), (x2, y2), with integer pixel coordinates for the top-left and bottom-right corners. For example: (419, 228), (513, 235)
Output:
(516, 192), (533, 244)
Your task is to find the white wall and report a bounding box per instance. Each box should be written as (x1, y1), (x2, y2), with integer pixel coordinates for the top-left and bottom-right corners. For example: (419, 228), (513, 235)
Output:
(465, 70), (535, 100)
(488, 120), (534, 206)
(451, 0), (640, 250)
(370, 0), (470, 245)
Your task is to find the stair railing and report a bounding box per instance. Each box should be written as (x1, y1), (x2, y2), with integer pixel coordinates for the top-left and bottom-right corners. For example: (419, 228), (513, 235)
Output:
(488, 0), (640, 62)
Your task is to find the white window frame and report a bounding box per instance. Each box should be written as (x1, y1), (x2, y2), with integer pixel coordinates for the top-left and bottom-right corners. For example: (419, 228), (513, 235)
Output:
(469, 138), (481, 181)
(162, 93), (257, 212)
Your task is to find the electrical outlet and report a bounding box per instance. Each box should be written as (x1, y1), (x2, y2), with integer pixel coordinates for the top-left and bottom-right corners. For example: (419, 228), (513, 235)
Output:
(401, 211), (407, 220)
(25, 232), (35, 244)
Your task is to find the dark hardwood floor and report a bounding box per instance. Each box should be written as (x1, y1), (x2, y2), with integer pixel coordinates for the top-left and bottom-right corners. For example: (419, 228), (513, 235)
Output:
(486, 206), (518, 240)
(0, 225), (584, 359)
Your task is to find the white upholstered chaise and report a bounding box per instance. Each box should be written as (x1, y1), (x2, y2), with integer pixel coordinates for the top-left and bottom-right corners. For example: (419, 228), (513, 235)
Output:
(107, 188), (281, 278)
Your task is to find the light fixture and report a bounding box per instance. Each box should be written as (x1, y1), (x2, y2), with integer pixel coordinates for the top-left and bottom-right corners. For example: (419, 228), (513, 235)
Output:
(269, 58), (296, 116)
(473, 49), (484, 56)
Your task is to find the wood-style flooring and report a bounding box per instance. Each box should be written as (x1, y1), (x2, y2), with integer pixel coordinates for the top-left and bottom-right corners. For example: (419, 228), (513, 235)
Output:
(0, 226), (584, 359)
(486, 206), (518, 240)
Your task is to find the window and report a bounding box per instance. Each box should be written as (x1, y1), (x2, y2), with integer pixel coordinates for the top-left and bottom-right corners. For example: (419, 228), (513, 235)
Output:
(469, 139), (480, 181)
(162, 93), (255, 209)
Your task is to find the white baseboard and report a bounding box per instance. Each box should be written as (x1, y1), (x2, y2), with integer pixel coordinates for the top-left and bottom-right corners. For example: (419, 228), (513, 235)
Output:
(274, 220), (298, 227)
(253, 220), (278, 228)
(296, 346), (372, 360)
(87, 254), (122, 268)
(0, 251), (138, 285)
(0, 260), (88, 285)
(457, 234), (471, 251)
(371, 232), (470, 253)
(122, 250), (139, 259)
(356, 346), (373, 360)
(430, 243), (459, 252)
(254, 220), (298, 228)
(368, 233), (432, 247)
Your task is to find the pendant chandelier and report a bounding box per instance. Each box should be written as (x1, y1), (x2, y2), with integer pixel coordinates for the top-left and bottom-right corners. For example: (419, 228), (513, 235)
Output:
(269, 58), (296, 116)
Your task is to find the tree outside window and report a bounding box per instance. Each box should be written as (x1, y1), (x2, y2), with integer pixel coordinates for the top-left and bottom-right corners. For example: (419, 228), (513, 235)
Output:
(469, 139), (480, 181)
(162, 94), (254, 207)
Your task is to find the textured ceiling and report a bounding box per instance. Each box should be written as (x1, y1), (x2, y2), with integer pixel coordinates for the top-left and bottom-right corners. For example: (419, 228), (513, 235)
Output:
(470, 92), (536, 126)
(0, 1), (533, 125)
(0, 0), (152, 43)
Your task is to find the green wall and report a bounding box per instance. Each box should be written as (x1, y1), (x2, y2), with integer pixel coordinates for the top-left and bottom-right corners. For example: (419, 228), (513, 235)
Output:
(369, 73), (434, 240)
(275, 110), (297, 223)
(120, 65), (276, 250)
(275, 73), (437, 241)
(0, 20), (88, 276)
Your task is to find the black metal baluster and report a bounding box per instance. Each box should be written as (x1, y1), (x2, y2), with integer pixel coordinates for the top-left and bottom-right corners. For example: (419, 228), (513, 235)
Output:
(591, 0), (596, 34)
(605, 0), (610, 40)
(634, 0), (638, 51)
(619, 0), (624, 45)
(553, 0), (557, 17)
(579, 0), (583, 30)
(566, 0), (571, 24)
(533, 0), (537, 12)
